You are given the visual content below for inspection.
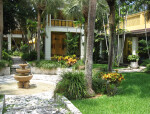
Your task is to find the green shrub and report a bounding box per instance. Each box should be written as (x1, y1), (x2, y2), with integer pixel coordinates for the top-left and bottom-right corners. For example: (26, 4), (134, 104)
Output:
(92, 72), (106, 94)
(145, 64), (150, 73)
(21, 50), (44, 61)
(35, 60), (60, 69)
(30, 50), (37, 61)
(20, 44), (29, 53)
(2, 51), (11, 61)
(21, 53), (30, 61)
(55, 71), (87, 100)
(13, 51), (22, 56)
(72, 60), (84, 70)
(0, 60), (10, 69)
(127, 55), (139, 62)
(141, 59), (150, 66)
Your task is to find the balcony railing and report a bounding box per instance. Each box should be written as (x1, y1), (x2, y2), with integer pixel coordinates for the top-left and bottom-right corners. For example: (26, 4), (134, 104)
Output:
(11, 30), (23, 34)
(51, 19), (81, 27)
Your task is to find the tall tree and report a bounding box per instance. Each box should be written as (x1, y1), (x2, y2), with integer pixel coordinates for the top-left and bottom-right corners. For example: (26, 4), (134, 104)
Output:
(32, 0), (63, 61)
(64, 0), (89, 60)
(106, 0), (116, 72)
(0, 0), (3, 60)
(85, 0), (97, 96)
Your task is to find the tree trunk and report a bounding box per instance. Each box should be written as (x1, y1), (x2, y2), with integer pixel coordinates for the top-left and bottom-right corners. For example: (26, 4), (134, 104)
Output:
(85, 0), (97, 97)
(107, 0), (116, 72)
(84, 20), (88, 61)
(0, 0), (3, 60)
(37, 9), (41, 61)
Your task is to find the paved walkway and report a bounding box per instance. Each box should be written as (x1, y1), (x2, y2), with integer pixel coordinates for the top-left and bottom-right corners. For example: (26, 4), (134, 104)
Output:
(11, 56), (25, 69)
(0, 56), (70, 114)
(114, 66), (146, 73)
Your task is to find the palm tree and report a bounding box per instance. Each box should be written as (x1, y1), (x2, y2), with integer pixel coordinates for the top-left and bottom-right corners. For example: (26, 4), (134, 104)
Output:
(85, 0), (97, 96)
(64, 0), (89, 60)
(32, 0), (63, 61)
(106, 0), (116, 72)
(0, 0), (3, 60)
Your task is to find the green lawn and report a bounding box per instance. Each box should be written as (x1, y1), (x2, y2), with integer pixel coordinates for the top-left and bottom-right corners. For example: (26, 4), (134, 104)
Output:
(93, 64), (125, 70)
(0, 95), (4, 101)
(71, 72), (150, 114)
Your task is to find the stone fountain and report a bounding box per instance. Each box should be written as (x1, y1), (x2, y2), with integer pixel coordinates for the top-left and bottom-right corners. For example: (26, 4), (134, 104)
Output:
(14, 64), (33, 89)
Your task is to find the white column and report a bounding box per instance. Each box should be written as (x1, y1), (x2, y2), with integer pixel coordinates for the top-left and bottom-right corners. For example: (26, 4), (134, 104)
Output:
(132, 37), (138, 55)
(118, 38), (123, 63)
(45, 28), (51, 60)
(50, 14), (51, 27)
(80, 26), (84, 59)
(99, 40), (103, 59)
(8, 34), (11, 50)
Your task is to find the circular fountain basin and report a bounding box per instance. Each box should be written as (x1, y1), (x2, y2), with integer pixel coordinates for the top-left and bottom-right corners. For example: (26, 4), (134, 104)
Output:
(19, 64), (28, 69)
(16, 69), (30, 74)
(14, 75), (33, 82)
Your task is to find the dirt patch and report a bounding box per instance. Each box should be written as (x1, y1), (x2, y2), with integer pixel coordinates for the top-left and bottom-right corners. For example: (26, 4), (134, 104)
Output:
(0, 81), (55, 95)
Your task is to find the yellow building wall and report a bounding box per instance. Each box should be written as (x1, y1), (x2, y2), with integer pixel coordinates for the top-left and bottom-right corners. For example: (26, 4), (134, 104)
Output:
(120, 11), (150, 31)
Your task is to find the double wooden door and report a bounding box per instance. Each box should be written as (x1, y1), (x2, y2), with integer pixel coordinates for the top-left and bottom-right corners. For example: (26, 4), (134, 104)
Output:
(51, 33), (66, 56)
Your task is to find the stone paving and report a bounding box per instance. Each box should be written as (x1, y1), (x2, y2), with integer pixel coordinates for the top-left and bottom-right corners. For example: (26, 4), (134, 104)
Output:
(114, 66), (146, 73)
(0, 56), (70, 114)
(0, 74), (70, 114)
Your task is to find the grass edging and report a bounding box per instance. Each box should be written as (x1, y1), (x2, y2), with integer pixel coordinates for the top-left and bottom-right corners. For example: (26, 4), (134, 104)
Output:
(0, 95), (5, 114)
(55, 93), (82, 114)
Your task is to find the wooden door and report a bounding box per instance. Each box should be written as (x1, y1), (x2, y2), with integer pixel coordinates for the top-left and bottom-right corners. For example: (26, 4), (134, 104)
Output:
(51, 33), (66, 56)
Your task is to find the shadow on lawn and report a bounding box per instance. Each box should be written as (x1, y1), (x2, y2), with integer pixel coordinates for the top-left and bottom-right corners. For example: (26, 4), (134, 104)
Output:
(118, 72), (150, 98)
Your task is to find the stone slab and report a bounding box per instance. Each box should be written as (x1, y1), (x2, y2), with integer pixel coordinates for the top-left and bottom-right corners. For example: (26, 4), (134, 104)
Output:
(0, 67), (10, 76)
(55, 94), (82, 114)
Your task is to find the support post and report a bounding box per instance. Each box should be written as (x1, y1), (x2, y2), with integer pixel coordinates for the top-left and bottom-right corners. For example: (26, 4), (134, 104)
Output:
(8, 34), (11, 50)
(132, 37), (138, 55)
(80, 25), (84, 59)
(45, 28), (51, 60)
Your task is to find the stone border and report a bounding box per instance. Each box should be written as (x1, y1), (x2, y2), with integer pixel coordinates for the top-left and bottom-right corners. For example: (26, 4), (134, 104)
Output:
(0, 67), (10, 76)
(31, 67), (72, 75)
(55, 94), (82, 114)
(0, 95), (5, 114)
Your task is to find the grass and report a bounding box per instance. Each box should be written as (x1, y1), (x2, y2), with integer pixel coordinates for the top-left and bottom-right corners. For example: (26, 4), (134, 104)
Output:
(71, 72), (150, 114)
(93, 64), (125, 71)
(0, 95), (4, 102)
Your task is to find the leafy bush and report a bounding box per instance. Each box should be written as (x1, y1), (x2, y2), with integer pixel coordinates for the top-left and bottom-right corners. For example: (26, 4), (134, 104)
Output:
(102, 73), (124, 96)
(127, 55), (139, 62)
(65, 33), (80, 55)
(35, 60), (60, 69)
(55, 71), (87, 100)
(0, 60), (11, 69)
(21, 53), (30, 61)
(141, 59), (150, 66)
(13, 51), (22, 56)
(2, 51), (11, 61)
(51, 55), (78, 67)
(21, 50), (44, 61)
(92, 72), (106, 94)
(20, 44), (29, 53)
(145, 64), (150, 73)
(72, 60), (84, 70)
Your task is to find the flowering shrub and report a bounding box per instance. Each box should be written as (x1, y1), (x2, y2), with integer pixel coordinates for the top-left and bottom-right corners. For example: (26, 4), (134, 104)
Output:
(51, 55), (78, 67)
(102, 73), (124, 84)
(102, 73), (124, 96)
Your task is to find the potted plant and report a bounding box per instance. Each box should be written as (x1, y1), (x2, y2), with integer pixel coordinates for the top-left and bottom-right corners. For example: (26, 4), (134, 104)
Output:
(127, 55), (139, 69)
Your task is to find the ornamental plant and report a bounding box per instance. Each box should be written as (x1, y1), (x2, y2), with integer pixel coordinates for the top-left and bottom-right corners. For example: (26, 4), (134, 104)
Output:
(51, 55), (78, 67)
(127, 55), (139, 62)
(102, 73), (124, 96)
(102, 73), (124, 84)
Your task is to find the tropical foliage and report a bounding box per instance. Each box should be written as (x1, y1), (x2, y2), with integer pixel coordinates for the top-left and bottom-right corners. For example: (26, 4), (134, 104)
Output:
(55, 71), (87, 100)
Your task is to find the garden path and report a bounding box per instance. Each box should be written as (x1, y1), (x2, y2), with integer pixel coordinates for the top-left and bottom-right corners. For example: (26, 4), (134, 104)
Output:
(114, 66), (146, 73)
(0, 57), (69, 114)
